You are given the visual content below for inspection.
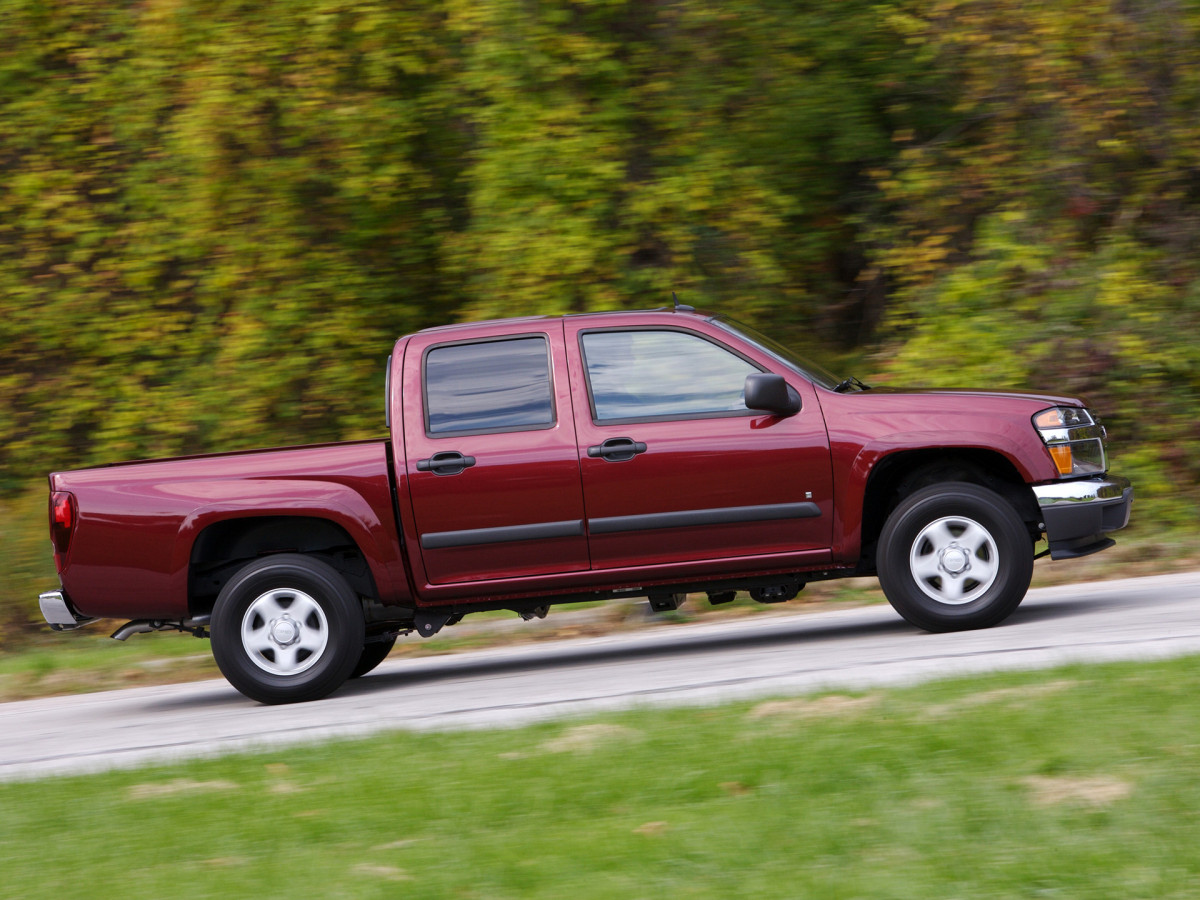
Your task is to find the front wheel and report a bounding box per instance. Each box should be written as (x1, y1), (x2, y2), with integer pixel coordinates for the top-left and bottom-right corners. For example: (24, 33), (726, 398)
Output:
(877, 482), (1033, 632)
(211, 554), (365, 704)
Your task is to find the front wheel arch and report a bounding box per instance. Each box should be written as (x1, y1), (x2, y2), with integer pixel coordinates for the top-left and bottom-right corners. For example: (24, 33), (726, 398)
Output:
(857, 450), (1040, 572)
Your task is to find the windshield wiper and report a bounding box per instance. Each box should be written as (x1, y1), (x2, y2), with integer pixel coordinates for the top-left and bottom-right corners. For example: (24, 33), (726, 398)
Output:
(833, 376), (869, 393)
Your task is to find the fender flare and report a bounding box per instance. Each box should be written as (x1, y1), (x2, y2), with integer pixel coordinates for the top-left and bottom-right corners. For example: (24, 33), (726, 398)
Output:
(169, 482), (405, 606)
(835, 431), (1047, 558)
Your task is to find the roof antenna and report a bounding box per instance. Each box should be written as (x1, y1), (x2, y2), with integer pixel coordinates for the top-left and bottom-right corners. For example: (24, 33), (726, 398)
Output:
(672, 291), (694, 312)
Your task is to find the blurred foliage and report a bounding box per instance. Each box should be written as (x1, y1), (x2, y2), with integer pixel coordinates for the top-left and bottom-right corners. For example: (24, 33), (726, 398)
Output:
(871, 0), (1200, 523)
(0, 0), (916, 496)
(1, 1), (1198, 535)
(0, 0), (460, 487)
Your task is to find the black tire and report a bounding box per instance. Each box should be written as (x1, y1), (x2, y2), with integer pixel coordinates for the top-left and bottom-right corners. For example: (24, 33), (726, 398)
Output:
(211, 554), (365, 704)
(877, 482), (1033, 632)
(349, 635), (397, 679)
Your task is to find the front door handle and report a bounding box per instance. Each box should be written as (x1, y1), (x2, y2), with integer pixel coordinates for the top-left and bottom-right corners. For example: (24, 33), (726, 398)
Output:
(587, 437), (647, 462)
(416, 451), (476, 476)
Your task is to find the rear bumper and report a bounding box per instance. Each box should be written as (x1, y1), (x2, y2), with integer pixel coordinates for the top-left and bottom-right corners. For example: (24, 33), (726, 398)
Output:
(1033, 475), (1133, 560)
(38, 590), (96, 632)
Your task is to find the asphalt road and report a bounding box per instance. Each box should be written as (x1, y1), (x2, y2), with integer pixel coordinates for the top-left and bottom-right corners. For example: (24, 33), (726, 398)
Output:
(3, 570), (1199, 782)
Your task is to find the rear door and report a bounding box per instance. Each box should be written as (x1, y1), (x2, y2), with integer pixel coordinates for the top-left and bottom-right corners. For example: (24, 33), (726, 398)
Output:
(564, 320), (834, 570)
(402, 323), (589, 585)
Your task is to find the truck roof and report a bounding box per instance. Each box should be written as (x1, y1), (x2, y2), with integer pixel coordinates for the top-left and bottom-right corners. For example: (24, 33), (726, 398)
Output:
(414, 307), (709, 335)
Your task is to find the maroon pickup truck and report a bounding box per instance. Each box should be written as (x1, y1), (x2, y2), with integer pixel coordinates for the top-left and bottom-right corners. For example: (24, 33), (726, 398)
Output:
(40, 308), (1133, 703)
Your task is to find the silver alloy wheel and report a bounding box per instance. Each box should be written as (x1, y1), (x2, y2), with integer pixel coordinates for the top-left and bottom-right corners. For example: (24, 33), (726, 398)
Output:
(908, 515), (999, 606)
(240, 588), (330, 676)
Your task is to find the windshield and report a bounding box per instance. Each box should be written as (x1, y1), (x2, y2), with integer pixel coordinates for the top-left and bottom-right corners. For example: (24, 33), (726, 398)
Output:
(710, 316), (842, 391)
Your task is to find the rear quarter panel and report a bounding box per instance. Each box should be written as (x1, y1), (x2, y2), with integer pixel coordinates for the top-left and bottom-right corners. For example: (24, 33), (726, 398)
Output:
(53, 441), (408, 619)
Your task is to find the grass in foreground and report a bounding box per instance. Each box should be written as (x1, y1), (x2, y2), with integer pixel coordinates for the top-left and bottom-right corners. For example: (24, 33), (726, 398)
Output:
(3, 656), (1200, 898)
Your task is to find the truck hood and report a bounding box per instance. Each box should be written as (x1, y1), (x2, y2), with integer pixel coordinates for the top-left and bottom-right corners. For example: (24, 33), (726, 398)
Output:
(860, 387), (1088, 408)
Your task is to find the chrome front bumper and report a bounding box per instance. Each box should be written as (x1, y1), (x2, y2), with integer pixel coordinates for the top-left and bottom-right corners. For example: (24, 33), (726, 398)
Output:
(1033, 475), (1133, 560)
(38, 590), (95, 632)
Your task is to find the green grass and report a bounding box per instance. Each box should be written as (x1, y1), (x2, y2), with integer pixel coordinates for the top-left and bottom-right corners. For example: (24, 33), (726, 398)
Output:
(0, 629), (221, 699)
(4, 656), (1200, 898)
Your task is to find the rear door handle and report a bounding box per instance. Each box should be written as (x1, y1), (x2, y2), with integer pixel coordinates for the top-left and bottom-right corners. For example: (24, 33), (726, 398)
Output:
(587, 437), (647, 462)
(416, 451), (476, 476)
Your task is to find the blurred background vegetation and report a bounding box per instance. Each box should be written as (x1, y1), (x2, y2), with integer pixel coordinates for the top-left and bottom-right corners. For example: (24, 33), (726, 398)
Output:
(3, 0), (1199, 639)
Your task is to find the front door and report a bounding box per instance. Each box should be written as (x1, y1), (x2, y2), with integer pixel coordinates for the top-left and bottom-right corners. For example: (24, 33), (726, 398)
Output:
(564, 321), (834, 571)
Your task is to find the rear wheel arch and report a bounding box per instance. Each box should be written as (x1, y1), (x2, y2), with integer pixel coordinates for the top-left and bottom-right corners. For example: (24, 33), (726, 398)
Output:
(188, 516), (378, 618)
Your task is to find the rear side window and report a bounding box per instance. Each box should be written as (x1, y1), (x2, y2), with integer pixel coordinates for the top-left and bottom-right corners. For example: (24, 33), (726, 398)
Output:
(581, 329), (760, 422)
(424, 336), (555, 435)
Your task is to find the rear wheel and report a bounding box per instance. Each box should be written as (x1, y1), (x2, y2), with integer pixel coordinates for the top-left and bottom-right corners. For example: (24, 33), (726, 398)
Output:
(877, 482), (1033, 632)
(350, 636), (397, 679)
(211, 554), (365, 704)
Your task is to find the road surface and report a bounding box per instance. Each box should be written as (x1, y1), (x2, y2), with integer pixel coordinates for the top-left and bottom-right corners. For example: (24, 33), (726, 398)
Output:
(3, 571), (1198, 781)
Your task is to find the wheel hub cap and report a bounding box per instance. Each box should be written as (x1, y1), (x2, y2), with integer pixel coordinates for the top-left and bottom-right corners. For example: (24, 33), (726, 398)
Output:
(240, 588), (329, 676)
(940, 545), (970, 576)
(270, 616), (300, 646)
(908, 515), (1000, 606)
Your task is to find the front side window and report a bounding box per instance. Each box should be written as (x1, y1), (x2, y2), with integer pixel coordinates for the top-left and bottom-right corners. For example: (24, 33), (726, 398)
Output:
(581, 329), (760, 422)
(425, 336), (554, 435)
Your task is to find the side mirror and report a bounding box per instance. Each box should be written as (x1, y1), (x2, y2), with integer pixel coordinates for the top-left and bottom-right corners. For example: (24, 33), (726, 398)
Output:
(744, 373), (800, 417)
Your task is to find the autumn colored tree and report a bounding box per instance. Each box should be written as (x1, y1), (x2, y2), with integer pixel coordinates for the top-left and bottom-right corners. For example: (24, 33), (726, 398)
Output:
(0, 0), (1197, 525)
(0, 1), (462, 490)
(871, 0), (1200, 521)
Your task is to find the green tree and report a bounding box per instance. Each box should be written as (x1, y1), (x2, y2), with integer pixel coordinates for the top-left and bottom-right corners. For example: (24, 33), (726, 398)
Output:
(872, 0), (1200, 522)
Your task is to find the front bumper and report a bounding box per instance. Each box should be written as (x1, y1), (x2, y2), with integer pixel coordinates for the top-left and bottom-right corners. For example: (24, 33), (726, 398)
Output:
(38, 590), (95, 632)
(1033, 475), (1133, 560)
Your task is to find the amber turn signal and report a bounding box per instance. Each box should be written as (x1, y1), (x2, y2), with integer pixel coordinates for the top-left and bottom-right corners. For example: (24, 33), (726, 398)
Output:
(1047, 444), (1074, 476)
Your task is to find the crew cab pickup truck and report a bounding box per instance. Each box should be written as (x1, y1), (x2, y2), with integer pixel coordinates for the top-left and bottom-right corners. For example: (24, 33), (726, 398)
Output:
(40, 308), (1133, 704)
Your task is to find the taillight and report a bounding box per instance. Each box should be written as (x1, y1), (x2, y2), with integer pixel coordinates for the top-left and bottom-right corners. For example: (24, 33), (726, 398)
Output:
(50, 491), (77, 568)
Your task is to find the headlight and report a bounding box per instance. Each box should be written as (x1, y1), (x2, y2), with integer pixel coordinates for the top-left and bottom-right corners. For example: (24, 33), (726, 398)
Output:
(1033, 407), (1107, 477)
